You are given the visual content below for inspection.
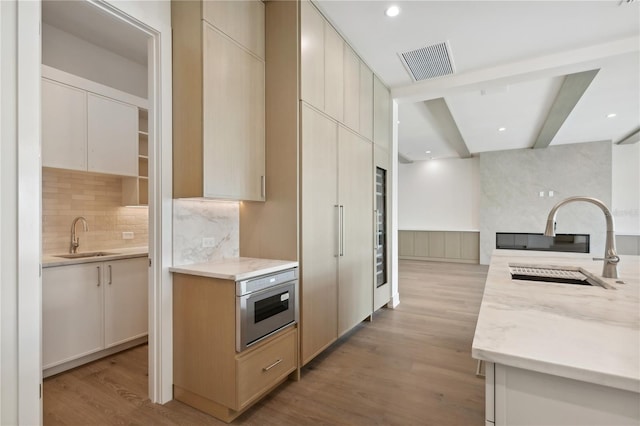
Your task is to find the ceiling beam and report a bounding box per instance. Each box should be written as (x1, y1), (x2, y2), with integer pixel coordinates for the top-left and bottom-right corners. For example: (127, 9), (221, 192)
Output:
(391, 37), (637, 104)
(532, 69), (599, 149)
(616, 128), (640, 145)
(423, 98), (471, 158)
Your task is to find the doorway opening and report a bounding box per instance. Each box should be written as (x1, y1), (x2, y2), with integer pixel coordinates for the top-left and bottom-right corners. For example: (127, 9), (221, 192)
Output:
(40, 0), (158, 418)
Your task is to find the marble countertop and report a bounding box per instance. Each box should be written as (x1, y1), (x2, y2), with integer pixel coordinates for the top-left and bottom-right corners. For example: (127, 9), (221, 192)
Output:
(472, 249), (640, 393)
(169, 257), (298, 281)
(43, 246), (148, 268)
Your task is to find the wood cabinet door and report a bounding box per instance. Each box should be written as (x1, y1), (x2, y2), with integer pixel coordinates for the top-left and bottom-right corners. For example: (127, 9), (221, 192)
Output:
(300, 0), (325, 111)
(87, 93), (138, 176)
(337, 126), (373, 336)
(343, 46), (360, 133)
(373, 75), (391, 149)
(42, 263), (104, 369)
(42, 78), (87, 171)
(203, 22), (265, 201)
(324, 22), (344, 121)
(104, 257), (148, 348)
(300, 104), (338, 365)
(359, 63), (373, 141)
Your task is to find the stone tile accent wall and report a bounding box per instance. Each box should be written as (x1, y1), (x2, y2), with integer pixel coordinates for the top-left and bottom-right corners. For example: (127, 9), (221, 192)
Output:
(42, 167), (148, 254)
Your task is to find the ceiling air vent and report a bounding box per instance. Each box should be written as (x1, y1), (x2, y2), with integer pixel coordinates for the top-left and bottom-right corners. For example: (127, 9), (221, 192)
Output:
(399, 41), (455, 81)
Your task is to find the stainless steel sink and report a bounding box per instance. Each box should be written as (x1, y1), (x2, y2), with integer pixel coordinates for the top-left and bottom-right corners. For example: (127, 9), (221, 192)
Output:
(508, 263), (614, 290)
(54, 251), (120, 259)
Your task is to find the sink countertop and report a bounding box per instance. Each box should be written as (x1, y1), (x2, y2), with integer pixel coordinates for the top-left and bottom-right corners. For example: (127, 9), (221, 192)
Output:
(170, 257), (298, 281)
(472, 249), (640, 393)
(43, 246), (148, 268)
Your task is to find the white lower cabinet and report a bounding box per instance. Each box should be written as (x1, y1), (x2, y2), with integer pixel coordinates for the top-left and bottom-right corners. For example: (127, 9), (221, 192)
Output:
(43, 257), (148, 371)
(485, 362), (640, 426)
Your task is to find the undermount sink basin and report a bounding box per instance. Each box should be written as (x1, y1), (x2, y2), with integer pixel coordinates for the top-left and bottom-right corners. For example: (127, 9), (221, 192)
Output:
(508, 263), (614, 290)
(54, 251), (120, 259)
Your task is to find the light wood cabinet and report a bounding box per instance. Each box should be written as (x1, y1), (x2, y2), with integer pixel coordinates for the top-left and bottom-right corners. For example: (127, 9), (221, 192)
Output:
(300, 104), (338, 364)
(337, 126), (373, 335)
(343, 46), (360, 132)
(172, 0), (265, 201)
(359, 63), (373, 141)
(242, 0), (392, 367)
(42, 79), (87, 171)
(373, 75), (391, 149)
(42, 78), (138, 177)
(398, 230), (480, 263)
(42, 257), (148, 372)
(173, 273), (298, 423)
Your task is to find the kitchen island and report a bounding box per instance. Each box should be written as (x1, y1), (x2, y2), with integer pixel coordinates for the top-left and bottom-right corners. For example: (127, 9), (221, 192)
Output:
(472, 249), (639, 426)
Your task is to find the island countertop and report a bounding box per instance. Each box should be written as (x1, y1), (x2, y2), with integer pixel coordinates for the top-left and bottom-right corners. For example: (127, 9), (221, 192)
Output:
(169, 257), (298, 281)
(472, 249), (640, 393)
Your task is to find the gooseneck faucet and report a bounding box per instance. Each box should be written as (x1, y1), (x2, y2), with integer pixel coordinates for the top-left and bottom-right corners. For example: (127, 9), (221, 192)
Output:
(70, 216), (89, 254)
(544, 196), (619, 279)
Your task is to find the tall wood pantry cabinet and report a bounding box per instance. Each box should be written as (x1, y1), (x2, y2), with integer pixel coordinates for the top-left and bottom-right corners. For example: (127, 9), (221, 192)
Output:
(240, 0), (392, 366)
(172, 0), (265, 201)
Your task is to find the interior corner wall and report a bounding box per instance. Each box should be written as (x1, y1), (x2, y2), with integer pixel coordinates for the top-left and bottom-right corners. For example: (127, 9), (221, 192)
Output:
(398, 157), (480, 231)
(42, 23), (147, 98)
(612, 143), (640, 235)
(479, 141), (612, 265)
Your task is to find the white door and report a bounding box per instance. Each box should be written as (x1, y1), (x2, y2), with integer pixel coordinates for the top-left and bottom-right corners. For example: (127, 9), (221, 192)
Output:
(42, 263), (104, 368)
(87, 93), (138, 176)
(41, 78), (87, 171)
(104, 257), (149, 348)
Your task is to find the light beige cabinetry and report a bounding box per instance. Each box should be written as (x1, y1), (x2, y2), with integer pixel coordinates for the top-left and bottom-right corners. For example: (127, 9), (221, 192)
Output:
(173, 274), (297, 423)
(373, 75), (391, 149)
(42, 78), (138, 177)
(359, 64), (373, 141)
(398, 230), (480, 263)
(300, 104), (339, 364)
(172, 0), (265, 201)
(241, 0), (391, 367)
(42, 257), (148, 374)
(337, 126), (373, 335)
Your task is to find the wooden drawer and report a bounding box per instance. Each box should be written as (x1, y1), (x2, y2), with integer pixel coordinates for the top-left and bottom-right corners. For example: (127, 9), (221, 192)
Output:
(236, 327), (297, 409)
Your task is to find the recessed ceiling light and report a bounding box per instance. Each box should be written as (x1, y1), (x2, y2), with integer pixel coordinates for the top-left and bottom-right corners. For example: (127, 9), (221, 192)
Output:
(385, 5), (400, 17)
(498, 127), (506, 132)
(425, 150), (431, 154)
(607, 113), (617, 118)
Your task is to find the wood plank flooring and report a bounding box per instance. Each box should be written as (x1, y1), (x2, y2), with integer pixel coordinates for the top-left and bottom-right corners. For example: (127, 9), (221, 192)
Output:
(44, 260), (488, 425)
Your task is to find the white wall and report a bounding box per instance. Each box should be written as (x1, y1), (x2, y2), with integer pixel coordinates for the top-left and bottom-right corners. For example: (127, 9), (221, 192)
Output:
(612, 143), (640, 235)
(42, 23), (147, 99)
(398, 157), (480, 231)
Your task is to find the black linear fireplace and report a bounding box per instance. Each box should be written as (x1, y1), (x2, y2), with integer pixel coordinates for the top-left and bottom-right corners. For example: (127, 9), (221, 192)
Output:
(496, 233), (590, 253)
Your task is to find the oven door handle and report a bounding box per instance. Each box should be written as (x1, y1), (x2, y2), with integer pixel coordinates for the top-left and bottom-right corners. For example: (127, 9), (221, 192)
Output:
(262, 359), (282, 372)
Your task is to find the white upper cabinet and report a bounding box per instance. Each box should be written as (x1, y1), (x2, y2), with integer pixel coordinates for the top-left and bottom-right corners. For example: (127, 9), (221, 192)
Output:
(359, 62), (374, 141)
(87, 93), (138, 177)
(42, 79), (87, 171)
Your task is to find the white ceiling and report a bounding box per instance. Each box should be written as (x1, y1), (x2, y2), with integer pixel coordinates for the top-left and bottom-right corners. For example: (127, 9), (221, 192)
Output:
(316, 0), (640, 161)
(42, 0), (149, 66)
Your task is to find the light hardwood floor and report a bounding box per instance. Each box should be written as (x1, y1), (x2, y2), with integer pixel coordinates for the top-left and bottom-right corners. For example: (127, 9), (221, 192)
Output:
(44, 260), (488, 425)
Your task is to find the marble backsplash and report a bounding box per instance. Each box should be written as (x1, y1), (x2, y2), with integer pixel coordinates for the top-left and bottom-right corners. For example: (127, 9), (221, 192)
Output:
(479, 141), (612, 265)
(172, 199), (239, 266)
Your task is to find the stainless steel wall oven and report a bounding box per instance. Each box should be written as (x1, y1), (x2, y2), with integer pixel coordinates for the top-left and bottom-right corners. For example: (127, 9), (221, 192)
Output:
(236, 268), (298, 352)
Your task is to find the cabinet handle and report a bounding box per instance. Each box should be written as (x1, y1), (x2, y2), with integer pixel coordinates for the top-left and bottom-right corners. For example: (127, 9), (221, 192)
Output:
(340, 205), (345, 257)
(260, 175), (266, 199)
(375, 209), (381, 249)
(108, 265), (112, 285)
(96, 266), (101, 287)
(335, 205), (340, 257)
(262, 359), (282, 372)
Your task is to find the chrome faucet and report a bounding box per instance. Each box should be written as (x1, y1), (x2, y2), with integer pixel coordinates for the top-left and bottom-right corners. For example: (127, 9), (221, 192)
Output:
(70, 216), (89, 254)
(544, 196), (619, 279)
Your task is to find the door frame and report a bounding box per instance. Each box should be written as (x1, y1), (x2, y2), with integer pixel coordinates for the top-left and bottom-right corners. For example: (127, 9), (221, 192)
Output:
(10, 1), (173, 423)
